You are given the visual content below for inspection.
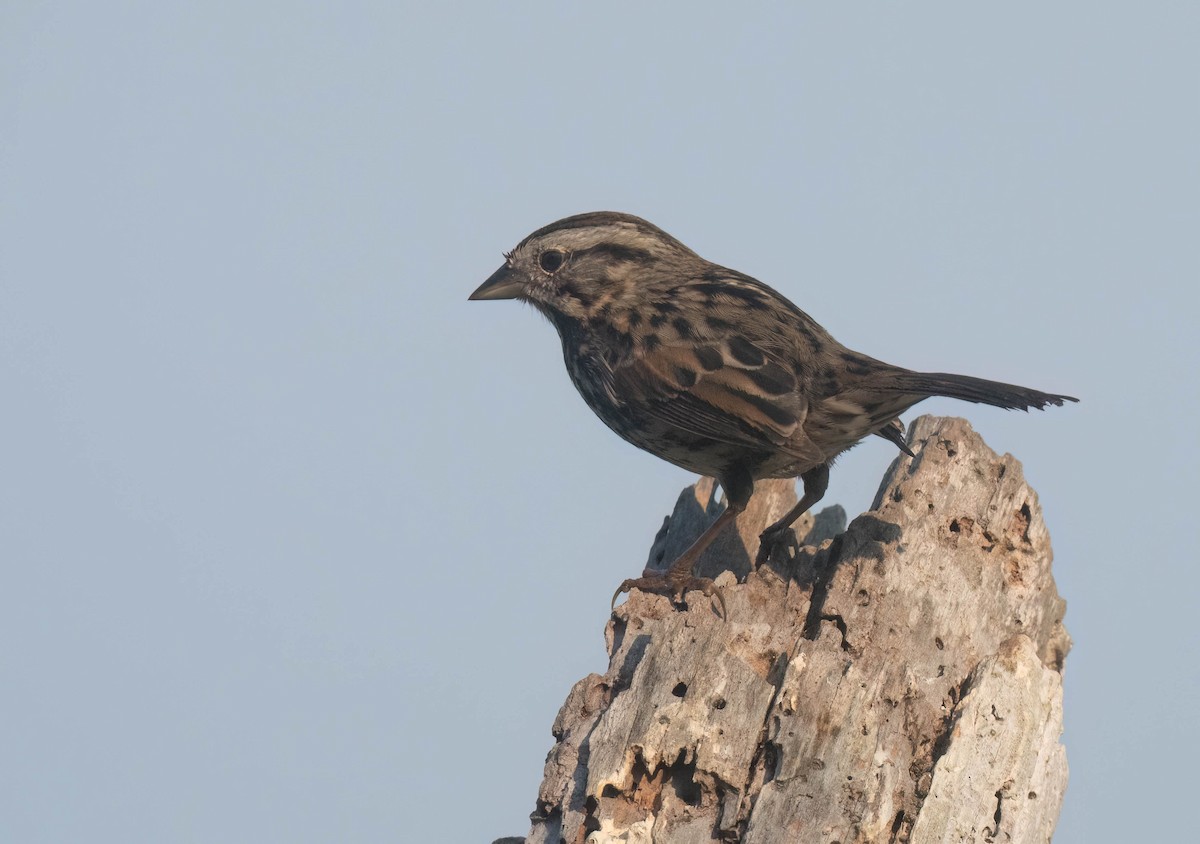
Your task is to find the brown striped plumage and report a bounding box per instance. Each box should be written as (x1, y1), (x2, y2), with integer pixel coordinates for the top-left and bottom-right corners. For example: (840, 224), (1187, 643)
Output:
(470, 212), (1077, 609)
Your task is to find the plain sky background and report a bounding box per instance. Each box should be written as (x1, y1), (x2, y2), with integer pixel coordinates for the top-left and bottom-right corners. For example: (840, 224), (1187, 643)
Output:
(2, 3), (1197, 842)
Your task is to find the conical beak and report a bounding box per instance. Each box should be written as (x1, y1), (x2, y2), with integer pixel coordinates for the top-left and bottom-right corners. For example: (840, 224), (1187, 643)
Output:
(469, 264), (525, 301)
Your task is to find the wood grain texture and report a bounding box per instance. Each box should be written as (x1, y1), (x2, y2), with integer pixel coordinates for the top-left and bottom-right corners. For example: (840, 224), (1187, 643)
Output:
(514, 416), (1068, 844)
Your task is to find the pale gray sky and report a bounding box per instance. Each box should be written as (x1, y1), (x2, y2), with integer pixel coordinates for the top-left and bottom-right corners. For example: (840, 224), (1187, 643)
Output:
(2, 3), (1196, 842)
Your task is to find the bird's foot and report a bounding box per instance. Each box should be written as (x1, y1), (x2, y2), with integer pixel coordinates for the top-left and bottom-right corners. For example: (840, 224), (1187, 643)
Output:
(612, 571), (726, 617)
(756, 525), (800, 567)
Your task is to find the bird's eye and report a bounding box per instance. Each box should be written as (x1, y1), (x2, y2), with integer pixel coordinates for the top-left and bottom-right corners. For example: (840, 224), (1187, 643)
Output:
(539, 249), (567, 274)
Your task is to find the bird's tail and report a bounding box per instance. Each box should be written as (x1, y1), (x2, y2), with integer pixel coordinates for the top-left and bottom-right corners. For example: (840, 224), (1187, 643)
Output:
(889, 371), (1078, 411)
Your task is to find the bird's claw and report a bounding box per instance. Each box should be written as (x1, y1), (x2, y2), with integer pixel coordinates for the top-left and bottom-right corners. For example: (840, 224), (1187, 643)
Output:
(612, 574), (726, 618)
(756, 526), (799, 567)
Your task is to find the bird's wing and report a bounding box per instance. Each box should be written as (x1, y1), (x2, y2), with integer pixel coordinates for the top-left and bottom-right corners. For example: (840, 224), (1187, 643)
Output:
(610, 335), (813, 458)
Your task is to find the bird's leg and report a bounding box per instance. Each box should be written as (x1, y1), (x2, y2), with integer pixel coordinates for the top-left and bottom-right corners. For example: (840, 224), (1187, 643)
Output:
(611, 503), (742, 610)
(613, 469), (753, 615)
(756, 464), (830, 566)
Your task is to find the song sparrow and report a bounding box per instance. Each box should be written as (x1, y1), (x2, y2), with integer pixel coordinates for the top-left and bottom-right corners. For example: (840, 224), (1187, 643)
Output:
(470, 212), (1076, 608)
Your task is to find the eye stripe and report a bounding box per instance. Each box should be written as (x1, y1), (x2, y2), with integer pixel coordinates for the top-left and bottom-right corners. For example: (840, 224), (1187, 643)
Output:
(572, 243), (655, 265)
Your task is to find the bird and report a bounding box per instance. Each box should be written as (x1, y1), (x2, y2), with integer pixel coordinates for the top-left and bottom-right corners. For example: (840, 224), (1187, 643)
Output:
(469, 211), (1076, 609)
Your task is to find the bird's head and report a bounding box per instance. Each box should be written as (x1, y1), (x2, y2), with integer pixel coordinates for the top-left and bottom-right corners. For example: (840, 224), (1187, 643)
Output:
(469, 211), (698, 322)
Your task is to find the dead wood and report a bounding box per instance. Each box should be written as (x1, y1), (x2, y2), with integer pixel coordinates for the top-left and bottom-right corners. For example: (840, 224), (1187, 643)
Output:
(506, 415), (1069, 844)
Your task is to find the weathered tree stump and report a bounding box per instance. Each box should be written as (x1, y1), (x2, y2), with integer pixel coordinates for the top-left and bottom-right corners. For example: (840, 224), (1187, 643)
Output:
(508, 415), (1069, 844)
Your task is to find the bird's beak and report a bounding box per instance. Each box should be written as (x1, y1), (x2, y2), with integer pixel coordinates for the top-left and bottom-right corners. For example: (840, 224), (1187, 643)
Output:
(469, 264), (525, 301)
